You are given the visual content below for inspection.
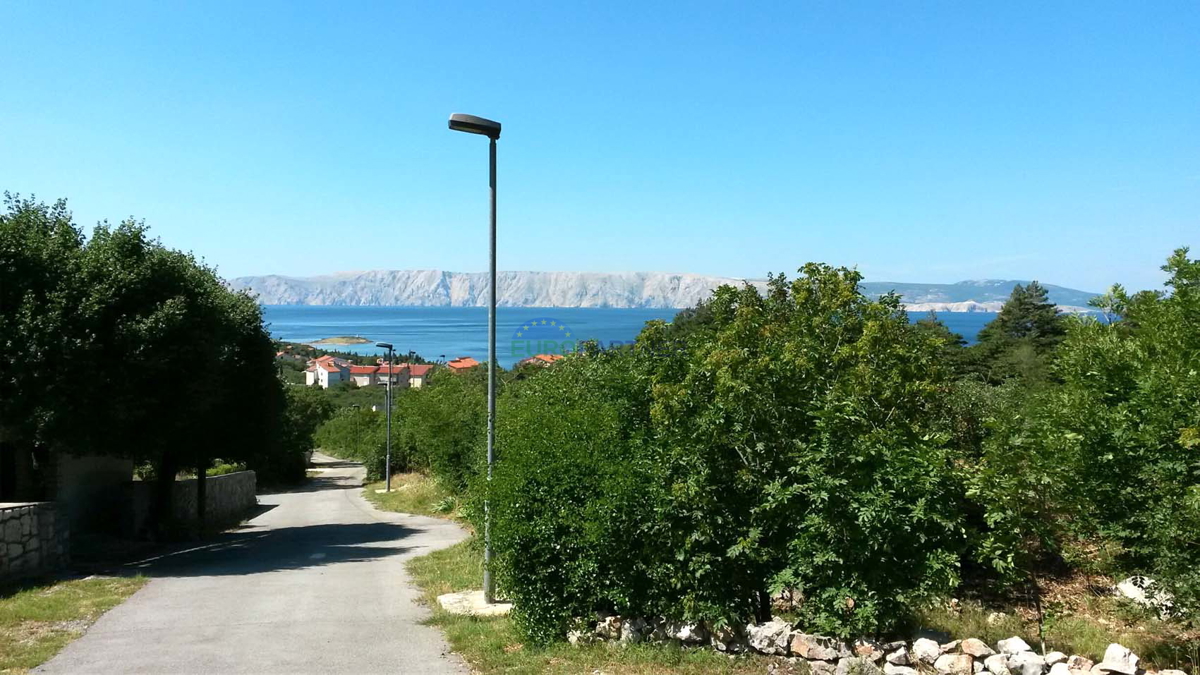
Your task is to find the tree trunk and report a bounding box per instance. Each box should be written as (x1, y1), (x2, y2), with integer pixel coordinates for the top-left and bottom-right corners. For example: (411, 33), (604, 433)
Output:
(196, 460), (207, 536)
(150, 453), (178, 540)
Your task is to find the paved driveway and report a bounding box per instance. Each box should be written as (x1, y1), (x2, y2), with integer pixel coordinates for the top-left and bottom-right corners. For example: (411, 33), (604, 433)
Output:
(38, 453), (469, 674)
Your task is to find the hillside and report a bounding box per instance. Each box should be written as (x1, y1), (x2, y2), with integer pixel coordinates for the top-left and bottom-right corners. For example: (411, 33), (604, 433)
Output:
(230, 270), (1098, 312)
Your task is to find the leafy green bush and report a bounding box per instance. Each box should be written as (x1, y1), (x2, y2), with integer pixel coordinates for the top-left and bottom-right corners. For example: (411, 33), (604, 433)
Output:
(645, 267), (964, 637)
(1043, 250), (1198, 618)
(481, 347), (658, 645)
(483, 265), (966, 643)
(314, 407), (387, 478)
(394, 368), (489, 490)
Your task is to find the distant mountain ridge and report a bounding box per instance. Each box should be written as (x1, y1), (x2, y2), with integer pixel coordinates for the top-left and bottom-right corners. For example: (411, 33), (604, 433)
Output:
(230, 270), (1098, 312)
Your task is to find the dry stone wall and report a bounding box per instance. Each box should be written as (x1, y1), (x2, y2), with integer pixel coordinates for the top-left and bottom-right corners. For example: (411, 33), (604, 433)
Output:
(0, 502), (69, 581)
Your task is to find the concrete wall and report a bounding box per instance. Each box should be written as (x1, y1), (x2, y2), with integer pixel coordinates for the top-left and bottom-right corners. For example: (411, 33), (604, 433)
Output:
(130, 471), (257, 536)
(0, 502), (69, 582)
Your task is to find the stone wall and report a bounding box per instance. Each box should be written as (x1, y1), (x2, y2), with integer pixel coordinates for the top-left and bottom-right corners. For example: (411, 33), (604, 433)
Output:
(130, 471), (257, 535)
(0, 502), (69, 582)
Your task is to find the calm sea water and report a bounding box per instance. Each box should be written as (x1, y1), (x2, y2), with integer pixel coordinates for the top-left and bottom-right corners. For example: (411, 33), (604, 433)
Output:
(262, 306), (997, 368)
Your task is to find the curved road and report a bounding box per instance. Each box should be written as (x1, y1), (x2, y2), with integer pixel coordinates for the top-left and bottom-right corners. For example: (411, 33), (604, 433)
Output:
(39, 453), (468, 674)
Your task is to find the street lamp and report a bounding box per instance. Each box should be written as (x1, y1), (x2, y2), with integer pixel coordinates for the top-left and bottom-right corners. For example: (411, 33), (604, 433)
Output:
(376, 341), (395, 492)
(448, 112), (501, 603)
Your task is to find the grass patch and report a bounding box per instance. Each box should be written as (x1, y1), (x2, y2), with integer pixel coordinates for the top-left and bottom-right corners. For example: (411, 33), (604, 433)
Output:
(406, 537), (783, 675)
(364, 472), (461, 520)
(918, 598), (1199, 672)
(0, 575), (146, 673)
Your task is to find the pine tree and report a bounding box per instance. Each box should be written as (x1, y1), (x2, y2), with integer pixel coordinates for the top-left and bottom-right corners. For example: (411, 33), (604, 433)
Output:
(970, 281), (1066, 383)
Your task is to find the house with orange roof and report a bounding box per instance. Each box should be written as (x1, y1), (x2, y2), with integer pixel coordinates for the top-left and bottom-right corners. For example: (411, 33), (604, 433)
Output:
(404, 363), (434, 388)
(446, 356), (480, 372)
(305, 355), (353, 388)
(518, 353), (566, 367)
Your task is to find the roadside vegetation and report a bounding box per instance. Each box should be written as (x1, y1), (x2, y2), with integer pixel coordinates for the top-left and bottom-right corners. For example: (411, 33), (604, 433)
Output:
(0, 195), (329, 537)
(363, 473), (460, 520)
(407, 541), (782, 675)
(0, 576), (147, 673)
(384, 251), (1198, 671)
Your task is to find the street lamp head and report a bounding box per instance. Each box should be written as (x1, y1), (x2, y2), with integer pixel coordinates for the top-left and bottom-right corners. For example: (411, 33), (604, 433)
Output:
(375, 342), (394, 350)
(448, 113), (501, 140)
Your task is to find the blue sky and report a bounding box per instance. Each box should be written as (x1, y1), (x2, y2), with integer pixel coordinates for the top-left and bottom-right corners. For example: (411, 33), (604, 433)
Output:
(1, 2), (1196, 292)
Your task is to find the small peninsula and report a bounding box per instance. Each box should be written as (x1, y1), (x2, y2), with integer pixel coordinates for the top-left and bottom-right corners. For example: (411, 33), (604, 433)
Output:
(310, 335), (372, 345)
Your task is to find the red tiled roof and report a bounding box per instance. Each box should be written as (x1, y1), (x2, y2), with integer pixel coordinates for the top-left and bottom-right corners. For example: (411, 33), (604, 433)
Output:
(518, 353), (566, 366)
(446, 357), (480, 370)
(349, 366), (378, 374)
(407, 364), (433, 377)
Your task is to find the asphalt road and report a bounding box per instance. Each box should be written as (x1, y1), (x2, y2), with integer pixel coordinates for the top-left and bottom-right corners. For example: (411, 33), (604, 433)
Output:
(38, 453), (469, 674)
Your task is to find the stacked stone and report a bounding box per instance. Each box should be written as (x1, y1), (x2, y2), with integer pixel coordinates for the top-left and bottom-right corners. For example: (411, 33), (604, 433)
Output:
(0, 502), (69, 581)
(567, 614), (1189, 675)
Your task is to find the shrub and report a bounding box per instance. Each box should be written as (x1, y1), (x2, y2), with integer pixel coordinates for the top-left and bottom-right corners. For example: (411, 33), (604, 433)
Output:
(314, 407), (387, 478)
(394, 368), (488, 490)
(483, 265), (966, 642)
(645, 267), (964, 636)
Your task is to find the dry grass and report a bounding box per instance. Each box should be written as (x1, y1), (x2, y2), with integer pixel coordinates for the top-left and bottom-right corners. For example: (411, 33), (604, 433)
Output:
(0, 575), (146, 673)
(918, 572), (1199, 673)
(363, 472), (462, 520)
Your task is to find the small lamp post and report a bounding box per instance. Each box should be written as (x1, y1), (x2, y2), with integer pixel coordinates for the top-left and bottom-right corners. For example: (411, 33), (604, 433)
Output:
(376, 341), (395, 492)
(448, 112), (501, 603)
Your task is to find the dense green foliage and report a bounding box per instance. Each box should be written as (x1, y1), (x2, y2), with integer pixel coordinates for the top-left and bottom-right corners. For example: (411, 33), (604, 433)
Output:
(1, 195), (319, 532)
(466, 252), (1200, 645)
(482, 265), (967, 643)
(964, 280), (1066, 383)
(972, 251), (1200, 614)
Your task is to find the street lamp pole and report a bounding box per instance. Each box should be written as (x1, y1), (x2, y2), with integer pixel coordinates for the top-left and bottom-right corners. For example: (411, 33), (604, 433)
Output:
(376, 341), (395, 492)
(448, 112), (501, 603)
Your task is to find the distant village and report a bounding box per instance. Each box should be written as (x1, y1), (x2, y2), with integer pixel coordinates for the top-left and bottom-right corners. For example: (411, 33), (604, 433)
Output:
(278, 351), (565, 389)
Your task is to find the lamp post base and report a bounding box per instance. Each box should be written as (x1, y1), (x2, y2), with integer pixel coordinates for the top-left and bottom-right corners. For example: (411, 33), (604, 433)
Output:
(436, 590), (512, 617)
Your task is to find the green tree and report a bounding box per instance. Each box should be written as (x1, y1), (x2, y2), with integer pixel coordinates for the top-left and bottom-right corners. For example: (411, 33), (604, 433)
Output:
(1, 195), (289, 535)
(485, 264), (966, 642)
(969, 281), (1066, 383)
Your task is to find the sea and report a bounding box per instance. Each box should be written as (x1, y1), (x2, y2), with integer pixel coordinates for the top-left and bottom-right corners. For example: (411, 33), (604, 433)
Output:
(262, 306), (997, 368)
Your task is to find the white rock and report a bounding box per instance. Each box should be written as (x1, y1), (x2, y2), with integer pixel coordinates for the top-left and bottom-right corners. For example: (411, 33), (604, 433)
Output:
(595, 615), (622, 640)
(915, 638), (943, 664)
(1046, 653), (1068, 667)
(568, 629), (598, 646)
(975, 662), (985, 674)
(1010, 651), (1047, 675)
(747, 620), (791, 655)
(812, 662), (837, 675)
(998, 637), (1034, 655)
(935, 653), (975, 675)
(855, 639), (885, 662)
(837, 656), (882, 675)
(1049, 664), (1072, 675)
(709, 623), (746, 653)
(1067, 656), (1095, 673)
(1158, 670), (1188, 675)
(885, 664), (919, 675)
(1066, 657), (1093, 670)
(962, 638), (996, 658)
(620, 617), (648, 644)
(986, 654), (1014, 675)
(886, 647), (912, 666)
(1115, 576), (1175, 615)
(1095, 643), (1139, 675)
(987, 612), (1008, 626)
(942, 641), (963, 654)
(793, 633), (850, 661)
(670, 621), (707, 644)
